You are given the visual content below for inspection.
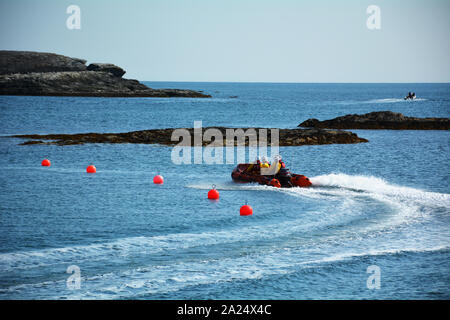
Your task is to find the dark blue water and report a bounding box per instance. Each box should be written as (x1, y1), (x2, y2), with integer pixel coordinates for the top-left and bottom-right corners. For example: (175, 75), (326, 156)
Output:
(0, 83), (449, 299)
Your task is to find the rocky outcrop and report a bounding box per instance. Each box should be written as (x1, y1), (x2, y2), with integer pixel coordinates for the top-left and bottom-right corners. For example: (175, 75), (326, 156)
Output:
(12, 127), (368, 146)
(299, 111), (450, 130)
(0, 71), (209, 97)
(0, 51), (210, 98)
(86, 63), (125, 77)
(0, 51), (87, 75)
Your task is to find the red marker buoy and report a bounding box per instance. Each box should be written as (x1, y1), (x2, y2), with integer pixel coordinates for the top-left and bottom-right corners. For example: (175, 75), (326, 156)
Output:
(208, 185), (219, 200)
(153, 175), (164, 184)
(240, 204), (253, 216)
(86, 165), (96, 173)
(41, 159), (51, 167)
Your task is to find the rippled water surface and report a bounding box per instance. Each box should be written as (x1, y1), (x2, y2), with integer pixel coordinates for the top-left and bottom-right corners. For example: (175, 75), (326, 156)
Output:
(0, 83), (449, 299)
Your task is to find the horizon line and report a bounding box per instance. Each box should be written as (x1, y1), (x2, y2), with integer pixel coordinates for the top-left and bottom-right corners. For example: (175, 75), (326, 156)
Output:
(140, 80), (450, 84)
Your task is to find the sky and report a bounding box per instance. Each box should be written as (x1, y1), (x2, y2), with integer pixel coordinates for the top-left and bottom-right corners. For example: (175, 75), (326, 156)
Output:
(0, 0), (449, 82)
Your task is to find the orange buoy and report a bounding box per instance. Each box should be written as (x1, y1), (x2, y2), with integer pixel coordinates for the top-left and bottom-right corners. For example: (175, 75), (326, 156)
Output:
(41, 159), (51, 167)
(208, 185), (219, 200)
(86, 165), (96, 173)
(153, 175), (164, 184)
(240, 204), (253, 216)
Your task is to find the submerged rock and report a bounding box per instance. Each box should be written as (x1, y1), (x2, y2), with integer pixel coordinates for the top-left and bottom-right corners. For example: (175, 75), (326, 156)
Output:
(299, 111), (450, 130)
(0, 51), (211, 98)
(13, 127), (368, 146)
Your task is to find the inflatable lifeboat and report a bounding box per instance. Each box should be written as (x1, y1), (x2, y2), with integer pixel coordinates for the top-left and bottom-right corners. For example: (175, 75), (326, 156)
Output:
(231, 163), (312, 188)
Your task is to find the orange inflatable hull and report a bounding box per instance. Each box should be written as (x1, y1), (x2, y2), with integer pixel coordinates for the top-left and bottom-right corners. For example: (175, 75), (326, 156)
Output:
(231, 163), (312, 188)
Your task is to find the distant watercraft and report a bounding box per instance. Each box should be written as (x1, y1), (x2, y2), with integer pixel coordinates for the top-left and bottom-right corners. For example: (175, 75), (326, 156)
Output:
(404, 92), (416, 100)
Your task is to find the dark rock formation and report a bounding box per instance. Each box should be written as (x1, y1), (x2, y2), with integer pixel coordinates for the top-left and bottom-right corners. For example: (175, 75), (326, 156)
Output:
(0, 51), (87, 75)
(12, 127), (368, 146)
(299, 111), (450, 130)
(86, 63), (125, 78)
(0, 51), (211, 98)
(0, 71), (209, 97)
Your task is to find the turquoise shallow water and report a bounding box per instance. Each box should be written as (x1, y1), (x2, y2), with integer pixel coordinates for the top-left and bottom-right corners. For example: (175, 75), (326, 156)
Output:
(0, 83), (449, 299)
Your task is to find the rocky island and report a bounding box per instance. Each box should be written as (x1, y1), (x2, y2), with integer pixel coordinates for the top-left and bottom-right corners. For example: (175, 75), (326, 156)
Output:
(298, 111), (450, 130)
(12, 127), (368, 146)
(0, 51), (210, 98)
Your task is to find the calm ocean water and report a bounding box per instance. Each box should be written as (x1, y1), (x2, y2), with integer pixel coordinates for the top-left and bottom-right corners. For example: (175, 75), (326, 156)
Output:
(0, 83), (449, 299)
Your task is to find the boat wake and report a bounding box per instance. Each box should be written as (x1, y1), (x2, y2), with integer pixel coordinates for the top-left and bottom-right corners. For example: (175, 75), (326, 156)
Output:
(189, 173), (449, 209)
(1, 173), (448, 299)
(189, 173), (450, 229)
(337, 97), (427, 105)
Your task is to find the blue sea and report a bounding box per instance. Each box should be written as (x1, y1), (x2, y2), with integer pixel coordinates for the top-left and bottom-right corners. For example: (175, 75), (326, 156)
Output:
(0, 83), (449, 299)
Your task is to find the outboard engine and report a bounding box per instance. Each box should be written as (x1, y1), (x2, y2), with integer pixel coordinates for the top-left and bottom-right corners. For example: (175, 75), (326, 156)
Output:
(275, 168), (294, 187)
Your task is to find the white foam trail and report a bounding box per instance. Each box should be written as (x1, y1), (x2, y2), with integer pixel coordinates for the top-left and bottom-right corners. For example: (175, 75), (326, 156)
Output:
(365, 98), (404, 103)
(309, 174), (449, 226)
(306, 244), (450, 265)
(1, 243), (448, 299)
(191, 174), (450, 211)
(0, 215), (332, 272)
(0, 174), (404, 272)
(191, 173), (450, 249)
(196, 173), (450, 230)
(187, 181), (254, 191)
(337, 98), (427, 105)
(2, 173), (448, 298)
(310, 173), (450, 208)
(369, 98), (427, 103)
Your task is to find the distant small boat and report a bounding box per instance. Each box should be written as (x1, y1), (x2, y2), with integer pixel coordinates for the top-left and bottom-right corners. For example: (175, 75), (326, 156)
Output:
(404, 92), (416, 100)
